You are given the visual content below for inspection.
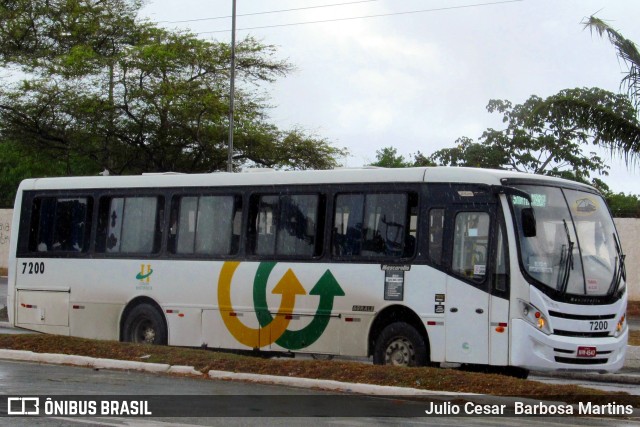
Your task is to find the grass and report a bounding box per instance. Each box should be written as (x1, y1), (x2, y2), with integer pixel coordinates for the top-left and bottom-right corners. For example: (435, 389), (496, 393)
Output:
(0, 334), (638, 408)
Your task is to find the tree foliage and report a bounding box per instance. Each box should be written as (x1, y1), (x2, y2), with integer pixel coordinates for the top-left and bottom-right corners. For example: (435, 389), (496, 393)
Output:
(583, 16), (640, 111)
(0, 0), (346, 184)
(578, 16), (640, 164)
(605, 192), (640, 218)
(368, 147), (434, 168)
(430, 88), (640, 184)
(429, 136), (507, 169)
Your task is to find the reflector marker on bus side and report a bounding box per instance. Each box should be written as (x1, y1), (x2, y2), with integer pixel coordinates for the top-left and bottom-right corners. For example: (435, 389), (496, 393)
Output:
(72, 305), (85, 309)
(20, 304), (37, 309)
(426, 321), (444, 326)
(344, 317), (361, 322)
(284, 314), (300, 320)
(491, 322), (508, 333)
(165, 309), (185, 317)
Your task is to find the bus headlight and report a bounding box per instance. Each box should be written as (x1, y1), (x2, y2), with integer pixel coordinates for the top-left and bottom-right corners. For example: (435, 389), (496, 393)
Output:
(519, 300), (552, 335)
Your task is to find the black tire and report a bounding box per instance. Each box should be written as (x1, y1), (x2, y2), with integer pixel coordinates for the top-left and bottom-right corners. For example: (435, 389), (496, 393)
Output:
(122, 303), (167, 345)
(310, 354), (335, 361)
(503, 366), (530, 379)
(373, 322), (428, 367)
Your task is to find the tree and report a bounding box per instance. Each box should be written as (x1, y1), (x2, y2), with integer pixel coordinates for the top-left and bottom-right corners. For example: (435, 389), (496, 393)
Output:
(0, 0), (346, 178)
(605, 192), (640, 218)
(368, 147), (434, 168)
(430, 137), (507, 169)
(430, 88), (640, 184)
(583, 16), (640, 111)
(0, 138), (102, 207)
(575, 16), (640, 164)
(0, 0), (141, 76)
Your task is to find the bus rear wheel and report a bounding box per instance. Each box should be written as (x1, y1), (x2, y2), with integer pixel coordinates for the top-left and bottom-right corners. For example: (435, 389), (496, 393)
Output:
(122, 303), (167, 345)
(373, 322), (427, 367)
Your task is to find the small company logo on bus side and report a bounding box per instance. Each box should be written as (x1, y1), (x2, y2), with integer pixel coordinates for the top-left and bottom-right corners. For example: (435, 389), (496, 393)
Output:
(136, 264), (153, 283)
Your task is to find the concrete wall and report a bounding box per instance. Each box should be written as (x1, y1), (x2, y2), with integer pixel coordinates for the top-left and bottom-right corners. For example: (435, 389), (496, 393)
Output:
(614, 218), (639, 302)
(0, 209), (638, 300)
(0, 209), (11, 276)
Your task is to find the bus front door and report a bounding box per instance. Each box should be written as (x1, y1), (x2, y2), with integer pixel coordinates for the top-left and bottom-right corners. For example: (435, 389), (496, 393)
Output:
(444, 210), (491, 364)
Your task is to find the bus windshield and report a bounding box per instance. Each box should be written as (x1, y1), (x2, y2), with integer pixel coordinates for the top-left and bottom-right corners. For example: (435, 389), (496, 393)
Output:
(510, 185), (624, 298)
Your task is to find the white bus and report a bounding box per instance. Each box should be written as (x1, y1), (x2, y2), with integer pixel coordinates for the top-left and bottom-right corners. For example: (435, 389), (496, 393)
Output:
(7, 167), (628, 376)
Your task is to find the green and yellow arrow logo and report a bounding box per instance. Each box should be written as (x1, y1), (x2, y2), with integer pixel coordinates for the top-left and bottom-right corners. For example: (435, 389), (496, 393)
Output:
(254, 263), (344, 350)
(217, 261), (344, 350)
(218, 261), (306, 348)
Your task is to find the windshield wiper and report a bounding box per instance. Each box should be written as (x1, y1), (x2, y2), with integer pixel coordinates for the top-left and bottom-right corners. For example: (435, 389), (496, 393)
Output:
(557, 219), (574, 293)
(610, 232), (626, 294)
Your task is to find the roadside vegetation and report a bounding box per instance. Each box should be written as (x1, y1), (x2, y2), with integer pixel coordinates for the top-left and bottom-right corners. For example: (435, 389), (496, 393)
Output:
(0, 333), (638, 408)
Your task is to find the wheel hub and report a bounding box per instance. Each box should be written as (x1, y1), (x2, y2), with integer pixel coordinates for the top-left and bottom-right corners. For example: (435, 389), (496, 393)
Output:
(385, 338), (415, 366)
(142, 327), (156, 343)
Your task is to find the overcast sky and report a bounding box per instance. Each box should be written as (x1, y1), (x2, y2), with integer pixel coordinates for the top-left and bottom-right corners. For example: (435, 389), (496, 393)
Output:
(141, 0), (640, 194)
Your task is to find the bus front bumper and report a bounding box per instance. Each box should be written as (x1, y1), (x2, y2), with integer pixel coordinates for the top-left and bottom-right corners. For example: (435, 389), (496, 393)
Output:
(510, 319), (627, 372)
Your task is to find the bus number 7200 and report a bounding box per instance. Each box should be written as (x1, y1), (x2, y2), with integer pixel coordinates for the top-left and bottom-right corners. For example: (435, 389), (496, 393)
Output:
(22, 262), (45, 275)
(589, 320), (608, 331)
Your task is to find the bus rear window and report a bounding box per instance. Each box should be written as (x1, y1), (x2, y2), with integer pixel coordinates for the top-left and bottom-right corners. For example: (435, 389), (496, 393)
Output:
(28, 197), (92, 253)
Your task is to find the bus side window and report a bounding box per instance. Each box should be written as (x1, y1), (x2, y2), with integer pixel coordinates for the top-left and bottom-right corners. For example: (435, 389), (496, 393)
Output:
(494, 223), (509, 292)
(332, 194), (364, 256)
(169, 195), (241, 256)
(28, 197), (92, 253)
(249, 194), (322, 258)
(428, 208), (445, 266)
(452, 212), (490, 283)
(405, 193), (418, 258)
(96, 196), (163, 254)
(333, 192), (413, 259)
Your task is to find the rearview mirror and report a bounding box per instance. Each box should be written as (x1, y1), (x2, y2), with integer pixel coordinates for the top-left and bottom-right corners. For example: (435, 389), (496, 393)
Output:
(521, 208), (536, 237)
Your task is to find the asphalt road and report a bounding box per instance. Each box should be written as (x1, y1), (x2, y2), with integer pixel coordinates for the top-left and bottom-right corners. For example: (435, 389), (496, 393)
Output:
(1, 360), (638, 426)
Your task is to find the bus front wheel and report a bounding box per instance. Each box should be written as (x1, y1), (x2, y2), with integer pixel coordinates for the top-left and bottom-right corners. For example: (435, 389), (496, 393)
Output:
(373, 322), (427, 367)
(122, 303), (167, 345)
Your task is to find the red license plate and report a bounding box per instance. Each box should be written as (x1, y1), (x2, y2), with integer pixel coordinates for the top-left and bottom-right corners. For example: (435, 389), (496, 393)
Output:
(577, 346), (597, 358)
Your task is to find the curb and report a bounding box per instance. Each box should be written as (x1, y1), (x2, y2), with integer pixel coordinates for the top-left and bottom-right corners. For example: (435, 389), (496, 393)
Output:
(0, 347), (639, 397)
(0, 349), (195, 376)
(532, 370), (640, 385)
(0, 348), (449, 396)
(208, 370), (468, 396)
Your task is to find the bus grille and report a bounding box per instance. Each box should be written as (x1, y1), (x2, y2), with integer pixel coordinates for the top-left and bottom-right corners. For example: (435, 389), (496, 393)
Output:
(553, 330), (610, 338)
(555, 357), (608, 365)
(548, 311), (616, 321)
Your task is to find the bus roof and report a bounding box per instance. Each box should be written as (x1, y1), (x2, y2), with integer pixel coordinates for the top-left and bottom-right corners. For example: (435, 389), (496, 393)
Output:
(18, 167), (595, 192)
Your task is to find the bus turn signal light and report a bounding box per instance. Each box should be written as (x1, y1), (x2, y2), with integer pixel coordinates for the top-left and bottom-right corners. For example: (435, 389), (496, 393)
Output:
(616, 314), (626, 334)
